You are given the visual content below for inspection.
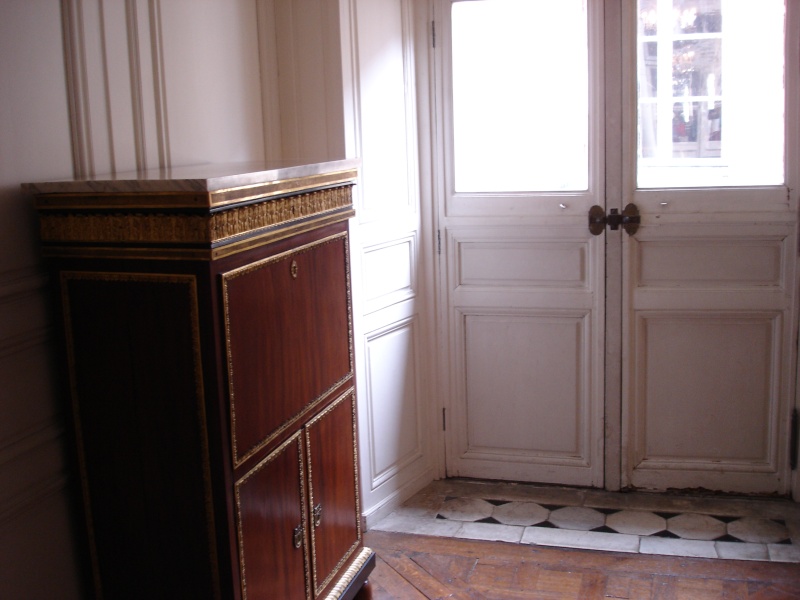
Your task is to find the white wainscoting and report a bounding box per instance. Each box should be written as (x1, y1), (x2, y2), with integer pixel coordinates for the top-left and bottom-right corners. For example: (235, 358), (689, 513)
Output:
(624, 221), (796, 494)
(341, 0), (437, 526)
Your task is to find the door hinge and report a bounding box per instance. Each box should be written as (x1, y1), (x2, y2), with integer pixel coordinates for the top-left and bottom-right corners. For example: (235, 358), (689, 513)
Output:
(437, 229), (441, 255)
(442, 407), (446, 431)
(431, 20), (436, 48)
(791, 408), (798, 470)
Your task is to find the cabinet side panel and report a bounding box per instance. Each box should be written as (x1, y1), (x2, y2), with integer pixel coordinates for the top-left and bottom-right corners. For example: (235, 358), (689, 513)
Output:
(224, 234), (352, 463)
(63, 274), (219, 599)
(306, 391), (360, 596)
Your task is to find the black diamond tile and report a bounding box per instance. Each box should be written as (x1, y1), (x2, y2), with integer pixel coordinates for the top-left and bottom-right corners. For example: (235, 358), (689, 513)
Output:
(716, 515), (739, 523)
(596, 507), (619, 515)
(714, 534), (743, 543)
(486, 499), (510, 506)
(476, 517), (501, 524)
(540, 504), (564, 512)
(654, 512), (680, 520)
(777, 538), (793, 545)
(436, 514), (448, 520)
(592, 525), (618, 533)
(653, 530), (680, 539)
(536, 520), (557, 529)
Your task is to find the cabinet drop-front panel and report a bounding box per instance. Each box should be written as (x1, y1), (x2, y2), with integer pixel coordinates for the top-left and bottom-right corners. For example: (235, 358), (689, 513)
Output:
(224, 234), (353, 465)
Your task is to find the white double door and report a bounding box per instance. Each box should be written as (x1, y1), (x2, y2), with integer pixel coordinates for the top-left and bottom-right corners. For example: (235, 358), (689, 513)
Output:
(437, 0), (798, 495)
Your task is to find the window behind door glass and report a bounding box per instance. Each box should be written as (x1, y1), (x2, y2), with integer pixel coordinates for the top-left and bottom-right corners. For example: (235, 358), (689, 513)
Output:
(637, 0), (785, 188)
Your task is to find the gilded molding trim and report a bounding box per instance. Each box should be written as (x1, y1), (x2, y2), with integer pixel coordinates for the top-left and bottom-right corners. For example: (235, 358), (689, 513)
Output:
(222, 232), (354, 469)
(209, 171), (357, 208)
(211, 185), (352, 242)
(322, 547), (374, 600)
(37, 186), (354, 246)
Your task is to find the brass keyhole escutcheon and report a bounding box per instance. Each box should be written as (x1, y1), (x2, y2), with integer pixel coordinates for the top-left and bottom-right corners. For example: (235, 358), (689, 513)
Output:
(293, 524), (304, 548)
(290, 259), (299, 279)
(313, 503), (322, 527)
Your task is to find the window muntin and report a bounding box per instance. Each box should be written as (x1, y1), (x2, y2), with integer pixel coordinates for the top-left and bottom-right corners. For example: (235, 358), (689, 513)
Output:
(637, 0), (785, 188)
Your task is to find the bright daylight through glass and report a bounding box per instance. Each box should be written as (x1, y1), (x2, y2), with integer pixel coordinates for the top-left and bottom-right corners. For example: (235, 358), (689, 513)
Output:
(451, 0), (589, 193)
(637, 0), (785, 188)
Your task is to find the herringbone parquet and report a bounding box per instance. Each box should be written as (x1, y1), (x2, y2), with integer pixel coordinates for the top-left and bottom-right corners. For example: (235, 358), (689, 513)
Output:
(356, 530), (800, 599)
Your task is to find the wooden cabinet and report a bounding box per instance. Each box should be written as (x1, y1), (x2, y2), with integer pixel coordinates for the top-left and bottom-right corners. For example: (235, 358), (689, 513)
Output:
(28, 161), (374, 600)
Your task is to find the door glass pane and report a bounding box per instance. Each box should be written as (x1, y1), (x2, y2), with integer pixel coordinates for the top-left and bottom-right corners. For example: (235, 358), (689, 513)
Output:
(451, 0), (588, 193)
(637, 0), (785, 188)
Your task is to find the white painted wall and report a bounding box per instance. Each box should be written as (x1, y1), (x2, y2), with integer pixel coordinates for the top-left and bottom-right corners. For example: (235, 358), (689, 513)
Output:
(1, 0), (436, 594)
(0, 1), (270, 595)
(1, 2), (84, 596)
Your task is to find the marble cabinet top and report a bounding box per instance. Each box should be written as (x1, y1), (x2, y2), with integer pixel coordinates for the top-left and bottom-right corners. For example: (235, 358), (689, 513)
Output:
(23, 158), (359, 197)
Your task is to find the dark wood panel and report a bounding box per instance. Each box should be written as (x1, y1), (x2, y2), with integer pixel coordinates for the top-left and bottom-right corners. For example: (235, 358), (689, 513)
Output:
(64, 274), (219, 599)
(224, 234), (351, 463)
(236, 433), (309, 600)
(306, 391), (361, 596)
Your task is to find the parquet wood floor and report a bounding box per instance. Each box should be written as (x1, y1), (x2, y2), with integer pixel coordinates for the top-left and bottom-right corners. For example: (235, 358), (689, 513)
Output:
(356, 530), (800, 599)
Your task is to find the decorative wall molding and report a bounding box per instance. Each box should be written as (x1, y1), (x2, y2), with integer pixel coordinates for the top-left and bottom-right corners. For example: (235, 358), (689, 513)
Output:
(0, 267), (51, 359)
(0, 267), (48, 304)
(146, 0), (170, 171)
(0, 420), (68, 526)
(364, 316), (425, 487)
(60, 0), (94, 179)
(60, 0), (172, 177)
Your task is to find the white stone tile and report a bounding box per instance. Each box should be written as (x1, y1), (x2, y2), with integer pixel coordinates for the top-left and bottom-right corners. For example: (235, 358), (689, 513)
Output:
(438, 497), (494, 522)
(639, 536), (717, 559)
(492, 501), (549, 526)
(455, 522), (525, 543)
(548, 506), (605, 531)
(727, 517), (790, 544)
(606, 511), (667, 536)
(521, 527), (640, 554)
(667, 513), (726, 541)
(767, 543), (800, 563)
(714, 541), (769, 561)
(369, 513), (462, 537)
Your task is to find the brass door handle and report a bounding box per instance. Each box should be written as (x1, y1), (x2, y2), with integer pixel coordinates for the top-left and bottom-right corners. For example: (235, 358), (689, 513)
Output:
(588, 203), (640, 236)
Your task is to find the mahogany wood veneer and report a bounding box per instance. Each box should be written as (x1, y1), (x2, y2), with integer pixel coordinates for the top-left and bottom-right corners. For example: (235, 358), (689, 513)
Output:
(29, 161), (374, 600)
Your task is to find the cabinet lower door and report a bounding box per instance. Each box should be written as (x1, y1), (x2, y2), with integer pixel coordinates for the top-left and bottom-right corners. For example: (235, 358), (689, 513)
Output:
(236, 432), (310, 600)
(305, 391), (361, 597)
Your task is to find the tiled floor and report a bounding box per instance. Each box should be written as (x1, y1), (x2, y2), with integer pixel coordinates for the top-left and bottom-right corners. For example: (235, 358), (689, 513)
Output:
(370, 479), (800, 563)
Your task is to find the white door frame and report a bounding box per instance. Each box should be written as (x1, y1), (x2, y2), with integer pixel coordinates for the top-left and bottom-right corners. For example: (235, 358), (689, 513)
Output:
(427, 0), (800, 498)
